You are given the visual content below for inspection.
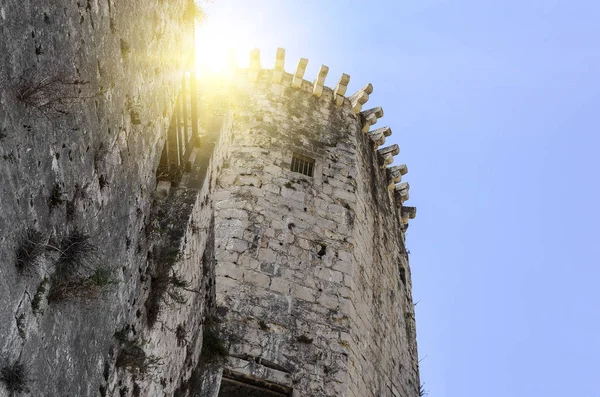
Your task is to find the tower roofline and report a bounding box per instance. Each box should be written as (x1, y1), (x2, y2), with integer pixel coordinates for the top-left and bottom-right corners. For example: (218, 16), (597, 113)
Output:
(200, 47), (417, 229)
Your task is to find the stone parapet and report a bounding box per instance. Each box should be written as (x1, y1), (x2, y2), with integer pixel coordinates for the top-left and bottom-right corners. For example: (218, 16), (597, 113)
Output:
(205, 48), (417, 229)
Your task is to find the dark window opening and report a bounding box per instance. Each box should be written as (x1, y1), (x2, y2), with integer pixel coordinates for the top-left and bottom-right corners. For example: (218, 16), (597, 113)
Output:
(291, 153), (315, 177)
(217, 370), (292, 397)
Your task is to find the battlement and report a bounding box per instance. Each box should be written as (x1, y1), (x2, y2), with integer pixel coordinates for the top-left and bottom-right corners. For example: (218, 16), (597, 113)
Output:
(205, 48), (417, 229)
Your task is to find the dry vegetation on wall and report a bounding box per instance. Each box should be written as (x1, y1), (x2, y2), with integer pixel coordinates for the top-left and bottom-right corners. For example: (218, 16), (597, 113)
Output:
(14, 228), (47, 273)
(48, 267), (118, 303)
(47, 229), (118, 302)
(0, 361), (29, 394)
(200, 315), (228, 362)
(143, 192), (202, 327)
(13, 226), (117, 305)
(114, 327), (163, 374)
(12, 67), (98, 118)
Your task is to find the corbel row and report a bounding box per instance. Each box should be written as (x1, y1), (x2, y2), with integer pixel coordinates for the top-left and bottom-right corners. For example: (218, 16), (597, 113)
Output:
(358, 104), (416, 229)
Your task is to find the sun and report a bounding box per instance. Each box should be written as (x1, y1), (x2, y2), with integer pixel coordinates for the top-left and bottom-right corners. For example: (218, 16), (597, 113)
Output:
(194, 4), (255, 79)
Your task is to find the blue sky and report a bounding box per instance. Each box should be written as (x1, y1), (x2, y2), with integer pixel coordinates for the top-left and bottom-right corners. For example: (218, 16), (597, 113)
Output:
(196, 1), (600, 396)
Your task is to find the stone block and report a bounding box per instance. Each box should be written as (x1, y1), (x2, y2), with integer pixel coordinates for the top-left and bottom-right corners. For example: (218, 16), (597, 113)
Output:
(334, 188), (356, 202)
(245, 270), (271, 288)
(225, 238), (250, 253)
(318, 293), (339, 310)
(216, 262), (244, 280)
(156, 180), (171, 198)
(237, 175), (262, 187)
(270, 277), (291, 294)
(293, 284), (316, 302)
(258, 248), (277, 262)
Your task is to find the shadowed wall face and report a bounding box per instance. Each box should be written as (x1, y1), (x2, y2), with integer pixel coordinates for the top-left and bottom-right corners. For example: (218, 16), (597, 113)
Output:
(0, 0), (196, 395)
(218, 380), (288, 397)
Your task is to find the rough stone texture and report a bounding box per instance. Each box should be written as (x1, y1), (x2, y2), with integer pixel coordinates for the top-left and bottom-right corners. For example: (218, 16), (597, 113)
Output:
(0, 0), (199, 396)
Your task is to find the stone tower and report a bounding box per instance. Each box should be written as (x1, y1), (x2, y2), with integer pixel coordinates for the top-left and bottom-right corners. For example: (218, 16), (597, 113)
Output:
(188, 49), (419, 397)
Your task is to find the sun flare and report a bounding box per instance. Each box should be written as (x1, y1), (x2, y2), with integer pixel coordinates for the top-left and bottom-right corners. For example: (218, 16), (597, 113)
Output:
(194, 5), (255, 79)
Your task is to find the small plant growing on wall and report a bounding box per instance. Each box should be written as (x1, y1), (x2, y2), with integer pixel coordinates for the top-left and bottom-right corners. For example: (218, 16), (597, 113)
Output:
(13, 67), (92, 117)
(31, 277), (50, 313)
(114, 330), (162, 374)
(145, 269), (194, 327)
(52, 229), (96, 277)
(15, 228), (46, 273)
(47, 266), (117, 303)
(48, 183), (64, 209)
(44, 230), (117, 303)
(119, 39), (130, 58)
(0, 361), (29, 394)
(200, 316), (228, 362)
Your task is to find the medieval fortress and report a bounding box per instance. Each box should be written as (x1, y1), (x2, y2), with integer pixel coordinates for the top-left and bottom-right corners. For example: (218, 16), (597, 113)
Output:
(0, 1), (419, 396)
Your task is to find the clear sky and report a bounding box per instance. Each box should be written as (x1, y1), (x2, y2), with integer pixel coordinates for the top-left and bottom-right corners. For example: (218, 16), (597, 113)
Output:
(196, 1), (600, 396)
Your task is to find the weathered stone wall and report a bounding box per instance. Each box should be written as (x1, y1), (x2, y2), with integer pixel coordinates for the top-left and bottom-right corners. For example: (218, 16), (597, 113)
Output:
(348, 117), (419, 397)
(0, 0), (199, 395)
(0, 3), (419, 393)
(201, 63), (419, 397)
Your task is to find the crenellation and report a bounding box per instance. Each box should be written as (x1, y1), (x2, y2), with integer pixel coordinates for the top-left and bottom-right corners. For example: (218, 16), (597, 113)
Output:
(333, 73), (351, 105)
(249, 48), (262, 82)
(349, 83), (374, 113)
(313, 65), (330, 97)
(273, 47), (286, 83)
(292, 58), (309, 88)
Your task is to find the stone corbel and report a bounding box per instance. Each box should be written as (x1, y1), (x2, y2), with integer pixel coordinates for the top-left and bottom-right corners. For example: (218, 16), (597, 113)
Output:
(386, 164), (408, 190)
(333, 73), (350, 105)
(394, 182), (410, 205)
(291, 58), (309, 88)
(313, 65), (329, 97)
(377, 144), (399, 166)
(248, 49), (261, 82)
(401, 206), (417, 224)
(360, 106), (384, 132)
(272, 48), (286, 83)
(349, 83), (373, 113)
(367, 126), (392, 148)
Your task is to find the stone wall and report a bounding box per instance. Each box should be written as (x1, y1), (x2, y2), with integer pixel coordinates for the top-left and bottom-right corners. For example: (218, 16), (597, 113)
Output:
(0, 0), (198, 395)
(349, 111), (419, 397)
